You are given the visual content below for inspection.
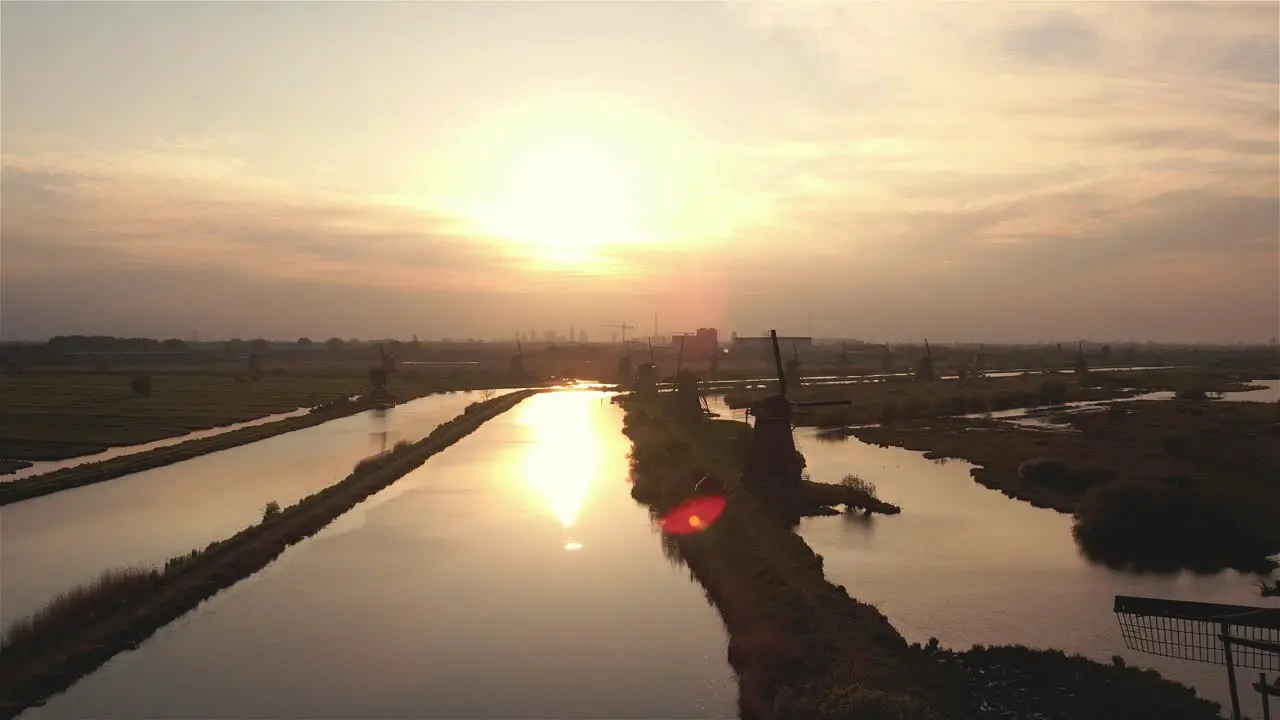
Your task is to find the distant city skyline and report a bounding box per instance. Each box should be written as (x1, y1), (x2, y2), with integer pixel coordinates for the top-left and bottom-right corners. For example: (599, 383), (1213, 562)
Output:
(2, 2), (1276, 343)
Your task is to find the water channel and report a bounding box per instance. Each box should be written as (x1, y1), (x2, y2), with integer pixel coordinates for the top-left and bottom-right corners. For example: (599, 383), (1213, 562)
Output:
(776, 384), (1278, 719)
(1, 390), (516, 628)
(21, 390), (735, 719)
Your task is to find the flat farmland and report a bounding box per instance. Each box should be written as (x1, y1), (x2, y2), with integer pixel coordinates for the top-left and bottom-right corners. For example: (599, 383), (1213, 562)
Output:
(0, 373), (371, 461)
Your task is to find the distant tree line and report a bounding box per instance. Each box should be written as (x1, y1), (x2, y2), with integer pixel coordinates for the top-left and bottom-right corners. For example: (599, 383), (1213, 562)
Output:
(47, 336), (187, 353)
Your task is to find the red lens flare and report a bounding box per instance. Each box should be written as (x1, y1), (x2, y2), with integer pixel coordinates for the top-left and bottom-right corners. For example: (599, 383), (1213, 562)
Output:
(661, 495), (727, 535)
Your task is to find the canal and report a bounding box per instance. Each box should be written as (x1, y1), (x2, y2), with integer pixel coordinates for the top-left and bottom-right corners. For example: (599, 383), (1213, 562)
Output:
(20, 390), (735, 719)
(1, 390), (516, 628)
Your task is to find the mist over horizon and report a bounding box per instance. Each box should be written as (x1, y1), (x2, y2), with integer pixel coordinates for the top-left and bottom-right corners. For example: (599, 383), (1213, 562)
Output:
(2, 1), (1277, 344)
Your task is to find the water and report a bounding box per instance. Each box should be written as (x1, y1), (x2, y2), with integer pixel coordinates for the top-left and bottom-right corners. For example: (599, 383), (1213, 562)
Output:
(1, 407), (313, 482)
(793, 427), (1278, 718)
(21, 391), (735, 719)
(0, 391), (518, 628)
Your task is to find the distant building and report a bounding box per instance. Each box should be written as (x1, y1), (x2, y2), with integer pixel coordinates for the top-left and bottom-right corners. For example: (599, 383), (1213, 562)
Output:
(731, 334), (813, 356)
(676, 328), (719, 359)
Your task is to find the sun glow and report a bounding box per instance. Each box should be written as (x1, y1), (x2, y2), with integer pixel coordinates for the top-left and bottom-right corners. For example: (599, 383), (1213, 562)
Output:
(518, 392), (606, 539)
(480, 144), (642, 263)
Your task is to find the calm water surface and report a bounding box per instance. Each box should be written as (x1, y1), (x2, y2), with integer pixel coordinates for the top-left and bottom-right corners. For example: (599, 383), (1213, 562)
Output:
(1, 391), (516, 628)
(22, 391), (735, 720)
(792, 427), (1278, 718)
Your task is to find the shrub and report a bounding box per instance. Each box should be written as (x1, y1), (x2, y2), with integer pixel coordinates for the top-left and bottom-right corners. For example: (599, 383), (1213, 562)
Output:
(840, 474), (878, 498)
(1018, 457), (1068, 485)
(262, 500), (281, 521)
(1072, 480), (1273, 571)
(1039, 378), (1067, 405)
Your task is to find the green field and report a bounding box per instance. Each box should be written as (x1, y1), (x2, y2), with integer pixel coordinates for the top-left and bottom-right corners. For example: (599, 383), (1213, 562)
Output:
(0, 370), (501, 462)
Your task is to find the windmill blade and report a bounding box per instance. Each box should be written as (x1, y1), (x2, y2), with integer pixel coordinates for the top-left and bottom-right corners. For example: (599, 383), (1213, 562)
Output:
(770, 330), (787, 396)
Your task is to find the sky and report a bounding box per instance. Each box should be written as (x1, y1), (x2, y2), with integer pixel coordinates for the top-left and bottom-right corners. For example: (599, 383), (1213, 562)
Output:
(2, 1), (1277, 343)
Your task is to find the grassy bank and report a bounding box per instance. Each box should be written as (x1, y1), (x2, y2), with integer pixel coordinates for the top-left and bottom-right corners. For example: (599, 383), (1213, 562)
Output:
(722, 368), (1259, 428)
(620, 394), (1222, 719)
(850, 399), (1280, 573)
(0, 370), (515, 463)
(0, 389), (538, 718)
(1, 391), (452, 505)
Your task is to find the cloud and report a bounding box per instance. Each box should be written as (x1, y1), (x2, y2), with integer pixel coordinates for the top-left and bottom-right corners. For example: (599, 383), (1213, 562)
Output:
(1, 142), (537, 294)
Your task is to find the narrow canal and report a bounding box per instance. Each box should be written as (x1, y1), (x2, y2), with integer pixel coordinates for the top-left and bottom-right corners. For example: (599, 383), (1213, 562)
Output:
(20, 390), (736, 719)
(1, 390), (518, 628)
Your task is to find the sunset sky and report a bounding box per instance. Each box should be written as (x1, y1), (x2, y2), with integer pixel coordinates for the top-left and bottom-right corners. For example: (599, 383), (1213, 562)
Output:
(3, 1), (1277, 343)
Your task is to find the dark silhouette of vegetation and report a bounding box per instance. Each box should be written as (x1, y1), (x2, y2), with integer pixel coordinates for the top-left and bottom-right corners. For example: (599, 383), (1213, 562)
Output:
(618, 393), (1220, 719)
(130, 374), (152, 397)
(1038, 377), (1067, 404)
(296, 337), (313, 347)
(324, 337), (344, 351)
(853, 399), (1280, 571)
(261, 500), (281, 521)
(1073, 479), (1276, 572)
(0, 389), (538, 716)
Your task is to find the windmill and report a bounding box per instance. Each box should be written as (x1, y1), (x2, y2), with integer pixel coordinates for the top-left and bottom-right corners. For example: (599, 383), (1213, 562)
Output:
(741, 331), (851, 497)
(509, 335), (524, 377)
(784, 339), (802, 391)
(634, 338), (658, 395)
(1074, 340), (1090, 378)
(914, 339), (936, 382)
(600, 322), (635, 385)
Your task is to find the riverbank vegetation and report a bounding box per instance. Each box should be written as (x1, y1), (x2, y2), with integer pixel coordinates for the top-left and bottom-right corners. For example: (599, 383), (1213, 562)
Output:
(0, 389), (538, 717)
(851, 399), (1280, 573)
(619, 393), (1220, 719)
(721, 368), (1257, 428)
(0, 390), (487, 505)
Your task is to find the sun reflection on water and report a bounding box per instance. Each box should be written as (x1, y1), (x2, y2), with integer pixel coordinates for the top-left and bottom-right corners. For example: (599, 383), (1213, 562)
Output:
(517, 392), (610, 550)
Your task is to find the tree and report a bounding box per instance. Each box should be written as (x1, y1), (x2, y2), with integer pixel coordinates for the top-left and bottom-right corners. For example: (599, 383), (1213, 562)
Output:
(249, 338), (271, 353)
(160, 338), (186, 351)
(297, 338), (313, 347)
(325, 337), (345, 351)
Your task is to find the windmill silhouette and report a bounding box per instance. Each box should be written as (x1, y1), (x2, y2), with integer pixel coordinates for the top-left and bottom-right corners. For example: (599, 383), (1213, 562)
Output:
(742, 331), (851, 496)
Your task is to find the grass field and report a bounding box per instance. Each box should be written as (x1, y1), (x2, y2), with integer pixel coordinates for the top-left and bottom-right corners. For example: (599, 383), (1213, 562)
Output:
(0, 369), (509, 463)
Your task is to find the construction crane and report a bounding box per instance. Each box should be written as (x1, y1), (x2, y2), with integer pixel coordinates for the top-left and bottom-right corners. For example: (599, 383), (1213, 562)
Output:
(599, 322), (635, 348)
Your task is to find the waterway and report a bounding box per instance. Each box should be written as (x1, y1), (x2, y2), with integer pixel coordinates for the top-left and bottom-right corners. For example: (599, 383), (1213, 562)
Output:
(20, 390), (735, 719)
(0, 390), (516, 628)
(791, 419), (1278, 718)
(1, 407), (314, 482)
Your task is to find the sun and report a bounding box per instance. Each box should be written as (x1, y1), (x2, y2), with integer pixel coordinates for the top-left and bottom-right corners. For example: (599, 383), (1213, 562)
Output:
(479, 144), (642, 262)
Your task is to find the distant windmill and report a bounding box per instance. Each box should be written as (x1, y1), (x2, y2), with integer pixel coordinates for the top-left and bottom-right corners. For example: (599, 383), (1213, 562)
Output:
(509, 335), (524, 377)
(915, 339), (936, 382)
(601, 322), (635, 385)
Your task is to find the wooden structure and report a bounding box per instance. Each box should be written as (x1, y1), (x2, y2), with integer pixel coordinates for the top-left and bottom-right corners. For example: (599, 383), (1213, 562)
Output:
(741, 331), (849, 498)
(1114, 595), (1280, 720)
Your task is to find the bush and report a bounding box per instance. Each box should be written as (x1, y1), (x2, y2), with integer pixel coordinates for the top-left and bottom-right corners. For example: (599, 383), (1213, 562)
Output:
(1072, 480), (1273, 571)
(1039, 378), (1067, 405)
(261, 500), (281, 521)
(840, 474), (878, 498)
(1018, 457), (1068, 485)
